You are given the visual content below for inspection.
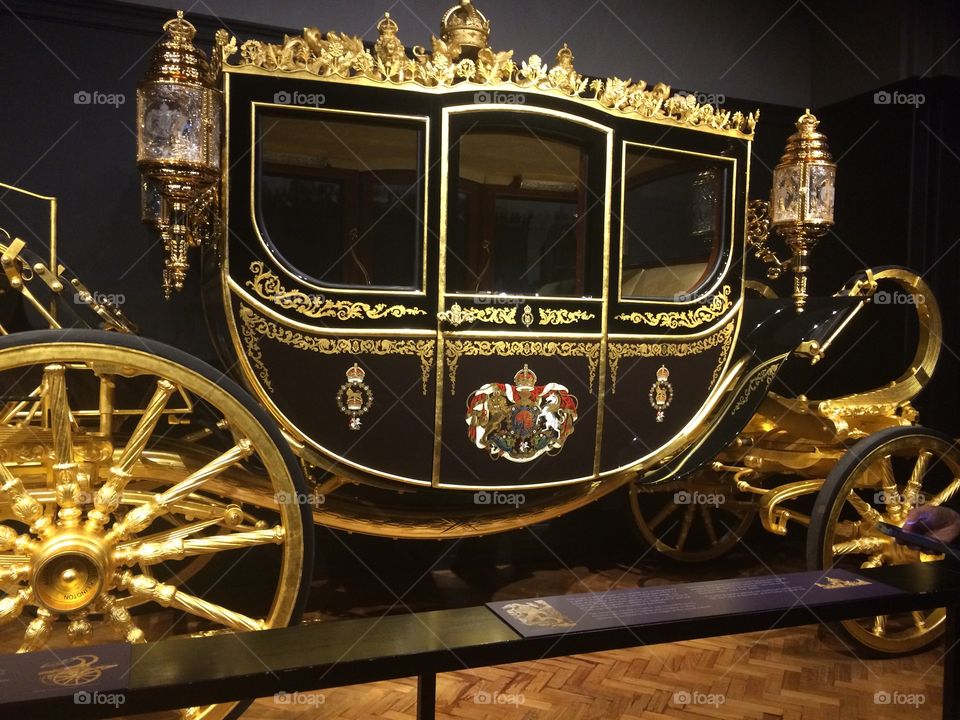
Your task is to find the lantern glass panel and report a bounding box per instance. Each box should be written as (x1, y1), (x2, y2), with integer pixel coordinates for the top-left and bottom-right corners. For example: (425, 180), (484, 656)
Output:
(771, 164), (802, 224)
(806, 164), (835, 224)
(137, 83), (219, 168)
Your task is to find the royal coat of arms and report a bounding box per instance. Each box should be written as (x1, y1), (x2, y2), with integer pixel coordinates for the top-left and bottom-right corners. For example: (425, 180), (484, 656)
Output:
(465, 364), (578, 462)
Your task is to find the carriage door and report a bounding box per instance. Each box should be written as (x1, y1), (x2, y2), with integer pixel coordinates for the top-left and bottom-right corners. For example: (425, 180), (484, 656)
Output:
(433, 104), (611, 490)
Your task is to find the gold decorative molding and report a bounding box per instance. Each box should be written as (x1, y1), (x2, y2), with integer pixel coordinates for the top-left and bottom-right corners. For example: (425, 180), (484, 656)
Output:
(217, 8), (757, 139)
(437, 301), (516, 326)
(608, 321), (734, 393)
(246, 261), (426, 321)
(615, 285), (733, 329)
(445, 339), (599, 395)
(239, 305), (434, 394)
(538, 308), (595, 325)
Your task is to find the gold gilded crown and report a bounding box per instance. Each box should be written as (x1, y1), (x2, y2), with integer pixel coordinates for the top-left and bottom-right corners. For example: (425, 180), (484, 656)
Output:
(514, 363), (537, 388)
(345, 363), (365, 383)
(656, 365), (670, 381)
(440, 0), (490, 55)
(377, 12), (399, 36)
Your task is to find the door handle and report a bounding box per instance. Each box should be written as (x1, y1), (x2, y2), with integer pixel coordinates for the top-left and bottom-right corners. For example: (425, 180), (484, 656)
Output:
(436, 302), (477, 327)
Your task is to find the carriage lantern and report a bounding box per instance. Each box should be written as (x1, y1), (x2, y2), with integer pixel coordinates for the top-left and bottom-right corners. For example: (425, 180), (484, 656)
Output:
(136, 10), (221, 298)
(770, 109), (836, 312)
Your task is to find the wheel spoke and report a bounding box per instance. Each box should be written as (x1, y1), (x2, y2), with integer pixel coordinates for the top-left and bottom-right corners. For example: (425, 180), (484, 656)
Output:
(871, 614), (887, 637)
(19, 608), (56, 653)
(699, 504), (719, 545)
(647, 500), (679, 531)
(675, 505), (697, 551)
(97, 595), (145, 644)
(833, 519), (864, 540)
(115, 526), (284, 567)
(913, 610), (927, 630)
(0, 462), (48, 536)
(107, 440), (254, 543)
(927, 477), (960, 508)
(0, 587), (33, 626)
(0, 559), (30, 584)
(119, 572), (265, 632)
(860, 553), (885, 569)
(43, 365), (84, 528)
(832, 536), (887, 557)
(903, 451), (931, 511)
(67, 610), (93, 646)
(875, 455), (904, 521)
(87, 379), (177, 532)
(845, 490), (883, 524)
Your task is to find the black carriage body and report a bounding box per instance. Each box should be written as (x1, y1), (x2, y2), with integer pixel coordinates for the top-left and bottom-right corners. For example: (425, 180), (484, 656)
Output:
(212, 67), (759, 491)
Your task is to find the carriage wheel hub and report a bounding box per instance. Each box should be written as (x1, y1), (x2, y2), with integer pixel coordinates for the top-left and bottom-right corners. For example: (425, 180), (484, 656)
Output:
(32, 533), (110, 614)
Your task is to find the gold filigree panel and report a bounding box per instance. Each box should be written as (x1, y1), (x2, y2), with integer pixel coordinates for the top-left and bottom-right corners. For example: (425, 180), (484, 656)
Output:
(218, 11), (757, 139)
(538, 308), (596, 325)
(239, 306), (434, 394)
(445, 340), (600, 396)
(615, 285), (733, 329)
(607, 321), (734, 393)
(246, 261), (425, 321)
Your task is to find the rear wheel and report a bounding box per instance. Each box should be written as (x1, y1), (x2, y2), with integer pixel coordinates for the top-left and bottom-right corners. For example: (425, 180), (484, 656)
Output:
(0, 330), (313, 719)
(806, 426), (960, 654)
(629, 470), (755, 562)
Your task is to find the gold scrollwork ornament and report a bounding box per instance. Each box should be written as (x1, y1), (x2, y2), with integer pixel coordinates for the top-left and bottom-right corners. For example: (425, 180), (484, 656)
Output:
(649, 365), (673, 422)
(336, 364), (374, 430)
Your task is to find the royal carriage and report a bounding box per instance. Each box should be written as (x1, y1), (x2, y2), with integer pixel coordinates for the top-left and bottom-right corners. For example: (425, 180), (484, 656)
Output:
(0, 2), (954, 717)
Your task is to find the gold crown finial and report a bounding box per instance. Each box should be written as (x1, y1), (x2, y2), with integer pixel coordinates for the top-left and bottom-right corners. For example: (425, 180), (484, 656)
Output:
(440, 0), (490, 56)
(656, 365), (670, 381)
(377, 11), (398, 35)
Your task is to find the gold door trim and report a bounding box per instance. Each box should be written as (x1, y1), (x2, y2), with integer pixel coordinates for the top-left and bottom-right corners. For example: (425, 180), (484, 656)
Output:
(615, 285), (733, 328)
(246, 261), (427, 320)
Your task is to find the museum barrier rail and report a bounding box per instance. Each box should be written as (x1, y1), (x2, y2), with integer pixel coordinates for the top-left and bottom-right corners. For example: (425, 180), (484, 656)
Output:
(2, 562), (959, 720)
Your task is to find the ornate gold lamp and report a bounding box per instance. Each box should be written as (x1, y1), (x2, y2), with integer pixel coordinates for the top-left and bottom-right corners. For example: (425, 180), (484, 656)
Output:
(136, 11), (221, 298)
(769, 109), (836, 312)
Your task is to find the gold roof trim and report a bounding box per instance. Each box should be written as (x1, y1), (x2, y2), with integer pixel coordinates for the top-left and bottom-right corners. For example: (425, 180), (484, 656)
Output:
(215, 2), (758, 139)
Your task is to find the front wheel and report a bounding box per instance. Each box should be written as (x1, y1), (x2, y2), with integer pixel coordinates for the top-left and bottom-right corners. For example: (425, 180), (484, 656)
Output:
(806, 426), (960, 655)
(0, 329), (314, 719)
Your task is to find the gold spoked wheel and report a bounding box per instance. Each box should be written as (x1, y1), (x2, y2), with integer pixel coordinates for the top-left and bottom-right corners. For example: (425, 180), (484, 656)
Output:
(629, 472), (755, 563)
(807, 426), (960, 655)
(0, 330), (313, 719)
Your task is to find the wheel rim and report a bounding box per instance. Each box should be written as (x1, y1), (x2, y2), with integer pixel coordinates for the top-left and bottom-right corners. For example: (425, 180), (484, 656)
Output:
(0, 340), (307, 719)
(630, 473), (755, 562)
(819, 432), (960, 653)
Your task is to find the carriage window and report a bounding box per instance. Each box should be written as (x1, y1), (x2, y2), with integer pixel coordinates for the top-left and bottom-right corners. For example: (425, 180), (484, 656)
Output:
(621, 146), (729, 299)
(447, 126), (593, 297)
(257, 110), (424, 290)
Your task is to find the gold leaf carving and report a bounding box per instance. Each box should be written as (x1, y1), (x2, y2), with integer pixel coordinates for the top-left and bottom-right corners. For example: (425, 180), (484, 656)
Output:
(223, 13), (757, 139)
(445, 340), (599, 396)
(615, 285), (733, 329)
(246, 261), (425, 321)
(538, 308), (595, 325)
(239, 305), (434, 394)
(608, 321), (734, 393)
